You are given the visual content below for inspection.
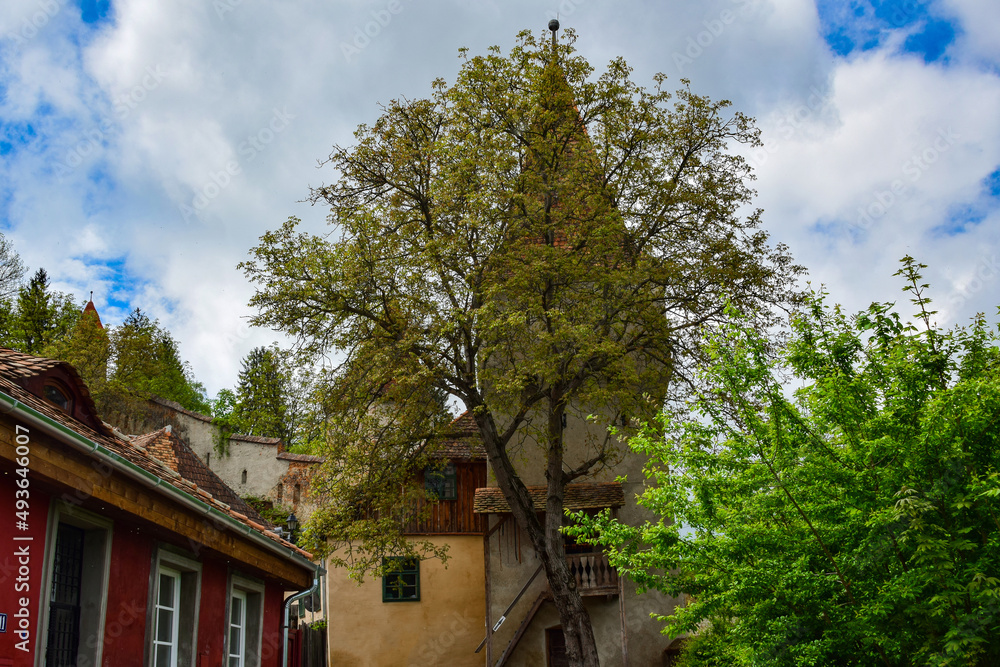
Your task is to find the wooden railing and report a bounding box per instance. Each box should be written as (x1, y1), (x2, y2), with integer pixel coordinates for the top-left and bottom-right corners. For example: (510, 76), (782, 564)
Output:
(566, 552), (618, 596)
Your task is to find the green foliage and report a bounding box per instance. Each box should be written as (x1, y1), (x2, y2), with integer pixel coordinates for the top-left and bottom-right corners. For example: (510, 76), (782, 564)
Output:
(242, 494), (291, 527)
(210, 388), (239, 456)
(242, 29), (798, 576)
(99, 309), (210, 424)
(5, 268), (80, 353)
(233, 346), (293, 442)
(574, 257), (1000, 666)
(42, 305), (111, 393)
(242, 29), (799, 662)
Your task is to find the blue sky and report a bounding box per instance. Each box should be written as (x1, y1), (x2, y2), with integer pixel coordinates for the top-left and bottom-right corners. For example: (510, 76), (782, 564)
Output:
(1, 0), (998, 395)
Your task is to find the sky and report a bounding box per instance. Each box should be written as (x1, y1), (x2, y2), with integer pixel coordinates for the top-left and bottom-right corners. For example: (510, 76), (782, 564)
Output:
(0, 0), (998, 398)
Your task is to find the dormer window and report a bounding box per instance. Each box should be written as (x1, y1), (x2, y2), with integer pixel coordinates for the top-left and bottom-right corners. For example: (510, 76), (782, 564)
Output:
(43, 381), (73, 412)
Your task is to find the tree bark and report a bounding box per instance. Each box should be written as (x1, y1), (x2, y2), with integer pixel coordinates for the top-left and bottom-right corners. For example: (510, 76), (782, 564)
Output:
(472, 398), (602, 667)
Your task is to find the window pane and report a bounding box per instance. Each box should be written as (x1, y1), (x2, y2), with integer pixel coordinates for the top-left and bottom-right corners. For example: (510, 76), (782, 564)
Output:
(156, 607), (174, 643)
(158, 573), (175, 608)
(154, 645), (172, 667)
(230, 595), (242, 625)
(382, 557), (420, 601)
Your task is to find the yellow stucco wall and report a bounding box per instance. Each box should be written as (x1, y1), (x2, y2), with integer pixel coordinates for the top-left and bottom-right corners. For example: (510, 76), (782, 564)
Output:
(327, 535), (485, 666)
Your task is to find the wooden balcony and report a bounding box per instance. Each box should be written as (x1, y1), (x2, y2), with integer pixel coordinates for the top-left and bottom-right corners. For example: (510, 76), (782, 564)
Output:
(566, 552), (618, 596)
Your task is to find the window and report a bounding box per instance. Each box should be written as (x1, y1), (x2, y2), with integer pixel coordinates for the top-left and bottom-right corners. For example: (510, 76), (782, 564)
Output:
(43, 382), (72, 412)
(241, 469), (247, 484)
(293, 483), (301, 506)
(149, 550), (202, 667)
(153, 568), (181, 667)
(424, 462), (457, 500)
(228, 590), (246, 667)
(382, 557), (420, 602)
(45, 524), (85, 667)
(228, 574), (264, 667)
(39, 504), (113, 667)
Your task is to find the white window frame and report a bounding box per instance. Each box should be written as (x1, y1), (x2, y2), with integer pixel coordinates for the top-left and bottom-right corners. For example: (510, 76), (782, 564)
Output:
(153, 567), (182, 667)
(227, 573), (265, 667)
(35, 501), (113, 667)
(228, 589), (247, 667)
(148, 548), (202, 667)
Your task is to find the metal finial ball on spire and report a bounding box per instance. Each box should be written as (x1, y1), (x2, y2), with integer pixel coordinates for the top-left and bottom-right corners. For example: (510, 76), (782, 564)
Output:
(548, 19), (559, 33)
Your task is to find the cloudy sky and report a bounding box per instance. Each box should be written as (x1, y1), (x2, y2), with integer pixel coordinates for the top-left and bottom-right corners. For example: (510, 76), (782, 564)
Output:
(1, 0), (998, 397)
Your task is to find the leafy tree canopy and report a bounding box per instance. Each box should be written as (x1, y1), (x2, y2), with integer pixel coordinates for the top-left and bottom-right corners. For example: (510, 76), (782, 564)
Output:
(574, 257), (1000, 666)
(241, 28), (800, 664)
(100, 308), (210, 424)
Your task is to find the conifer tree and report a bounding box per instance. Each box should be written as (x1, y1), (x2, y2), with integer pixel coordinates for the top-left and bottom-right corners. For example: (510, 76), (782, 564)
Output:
(13, 268), (79, 354)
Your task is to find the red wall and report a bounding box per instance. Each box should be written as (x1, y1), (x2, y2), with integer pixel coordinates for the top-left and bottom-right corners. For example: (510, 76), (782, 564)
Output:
(0, 477), (49, 667)
(100, 524), (152, 665)
(0, 470), (299, 666)
(196, 559), (228, 666)
(263, 582), (286, 667)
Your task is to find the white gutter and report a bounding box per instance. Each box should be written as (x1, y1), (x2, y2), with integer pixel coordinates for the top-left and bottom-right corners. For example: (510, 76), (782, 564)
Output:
(0, 392), (317, 576)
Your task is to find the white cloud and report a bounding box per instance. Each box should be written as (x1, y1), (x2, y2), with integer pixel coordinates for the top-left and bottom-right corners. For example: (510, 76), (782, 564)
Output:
(1, 0), (998, 395)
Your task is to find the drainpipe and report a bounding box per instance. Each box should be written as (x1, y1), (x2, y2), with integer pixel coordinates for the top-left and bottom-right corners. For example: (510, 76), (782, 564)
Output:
(283, 574), (320, 667)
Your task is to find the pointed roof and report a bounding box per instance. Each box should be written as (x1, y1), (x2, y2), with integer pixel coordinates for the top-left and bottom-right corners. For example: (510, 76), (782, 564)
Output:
(83, 299), (103, 328)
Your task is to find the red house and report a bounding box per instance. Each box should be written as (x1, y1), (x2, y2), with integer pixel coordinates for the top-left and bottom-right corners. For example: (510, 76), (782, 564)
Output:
(0, 349), (318, 666)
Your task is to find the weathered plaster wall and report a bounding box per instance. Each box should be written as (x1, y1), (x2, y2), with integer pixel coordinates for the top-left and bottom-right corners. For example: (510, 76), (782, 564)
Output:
(326, 536), (485, 666)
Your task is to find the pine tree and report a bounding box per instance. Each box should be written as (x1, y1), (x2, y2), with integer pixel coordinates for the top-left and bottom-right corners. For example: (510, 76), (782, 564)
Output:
(14, 269), (79, 354)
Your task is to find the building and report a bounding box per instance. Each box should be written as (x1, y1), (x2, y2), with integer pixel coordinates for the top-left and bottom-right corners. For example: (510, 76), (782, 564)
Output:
(128, 395), (323, 522)
(322, 409), (678, 665)
(325, 412), (489, 666)
(0, 348), (318, 666)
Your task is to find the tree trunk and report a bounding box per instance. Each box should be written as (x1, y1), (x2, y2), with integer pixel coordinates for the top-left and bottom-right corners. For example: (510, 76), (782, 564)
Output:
(472, 400), (602, 667)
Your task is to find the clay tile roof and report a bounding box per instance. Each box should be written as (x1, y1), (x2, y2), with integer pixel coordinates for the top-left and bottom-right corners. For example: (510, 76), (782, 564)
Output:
(276, 452), (324, 463)
(131, 427), (269, 526)
(473, 482), (624, 514)
(430, 411), (486, 461)
(0, 348), (64, 378)
(0, 349), (311, 560)
(230, 433), (283, 446)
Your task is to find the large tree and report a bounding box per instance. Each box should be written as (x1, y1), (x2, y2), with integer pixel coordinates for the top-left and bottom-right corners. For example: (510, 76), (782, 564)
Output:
(576, 258), (1000, 666)
(241, 28), (799, 664)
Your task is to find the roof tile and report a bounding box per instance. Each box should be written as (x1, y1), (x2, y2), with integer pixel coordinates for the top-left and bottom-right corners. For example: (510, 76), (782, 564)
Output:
(473, 482), (624, 513)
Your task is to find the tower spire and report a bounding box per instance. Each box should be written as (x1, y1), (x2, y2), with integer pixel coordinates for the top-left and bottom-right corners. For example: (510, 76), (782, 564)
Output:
(548, 18), (559, 58)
